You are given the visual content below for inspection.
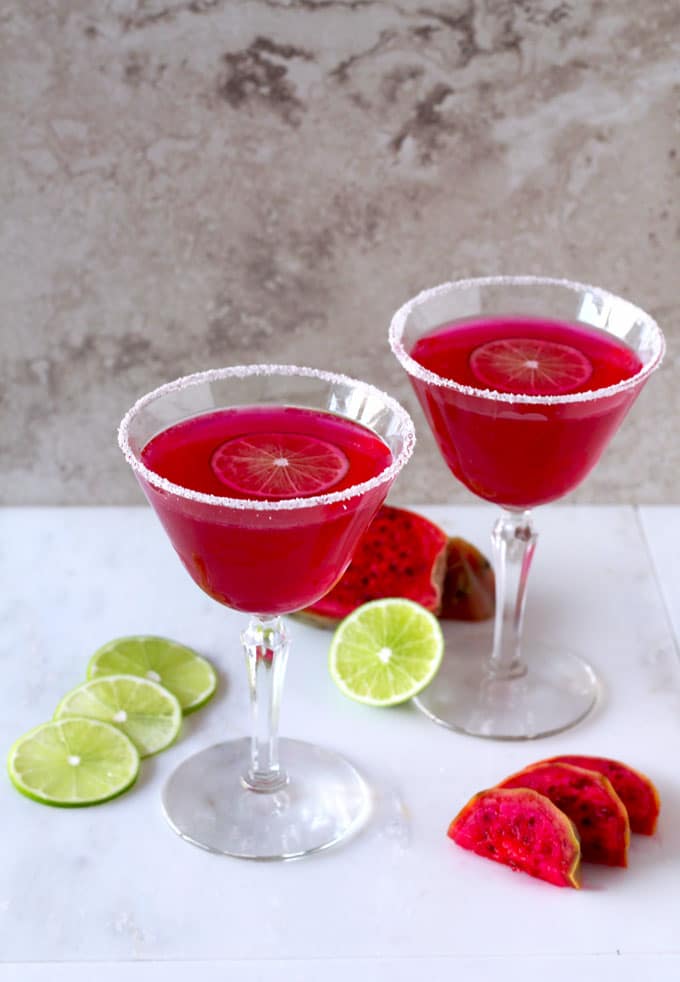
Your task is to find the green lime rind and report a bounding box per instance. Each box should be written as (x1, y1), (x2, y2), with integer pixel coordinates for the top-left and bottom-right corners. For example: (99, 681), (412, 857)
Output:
(87, 635), (217, 714)
(7, 718), (140, 807)
(54, 674), (182, 758)
(329, 597), (444, 707)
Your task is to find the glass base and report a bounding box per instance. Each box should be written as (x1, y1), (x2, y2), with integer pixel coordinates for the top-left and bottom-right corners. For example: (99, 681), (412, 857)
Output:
(413, 636), (599, 740)
(161, 737), (370, 860)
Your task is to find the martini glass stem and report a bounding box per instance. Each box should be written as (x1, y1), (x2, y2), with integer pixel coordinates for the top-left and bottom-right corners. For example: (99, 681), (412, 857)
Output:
(241, 615), (290, 792)
(489, 510), (537, 680)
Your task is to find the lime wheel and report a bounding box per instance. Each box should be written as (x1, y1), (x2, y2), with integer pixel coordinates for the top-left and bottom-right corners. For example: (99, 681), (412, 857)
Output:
(88, 635), (217, 714)
(329, 598), (444, 707)
(470, 338), (593, 395)
(8, 719), (140, 807)
(54, 674), (182, 758)
(211, 432), (349, 499)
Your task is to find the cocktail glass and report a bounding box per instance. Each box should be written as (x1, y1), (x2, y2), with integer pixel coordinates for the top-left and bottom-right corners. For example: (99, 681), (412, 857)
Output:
(119, 365), (415, 857)
(389, 276), (664, 739)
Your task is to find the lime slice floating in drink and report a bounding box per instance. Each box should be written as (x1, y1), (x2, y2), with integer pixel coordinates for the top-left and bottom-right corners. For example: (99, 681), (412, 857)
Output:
(7, 718), (140, 807)
(329, 598), (444, 706)
(470, 338), (593, 395)
(211, 432), (350, 498)
(54, 675), (182, 757)
(87, 636), (217, 713)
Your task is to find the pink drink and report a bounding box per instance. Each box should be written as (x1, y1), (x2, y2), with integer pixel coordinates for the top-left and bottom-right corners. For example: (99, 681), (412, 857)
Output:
(140, 405), (393, 614)
(409, 316), (644, 508)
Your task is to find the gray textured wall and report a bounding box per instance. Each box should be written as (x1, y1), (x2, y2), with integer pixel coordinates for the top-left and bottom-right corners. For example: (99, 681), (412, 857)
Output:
(2, 0), (678, 506)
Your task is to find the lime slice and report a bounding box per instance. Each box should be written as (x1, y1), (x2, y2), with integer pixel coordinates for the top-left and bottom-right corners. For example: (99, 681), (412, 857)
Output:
(87, 636), (217, 713)
(54, 675), (181, 757)
(469, 338), (592, 395)
(211, 432), (349, 498)
(7, 718), (139, 807)
(329, 598), (444, 706)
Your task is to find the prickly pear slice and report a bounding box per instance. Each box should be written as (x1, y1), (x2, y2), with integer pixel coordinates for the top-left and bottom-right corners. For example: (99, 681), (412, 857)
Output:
(499, 762), (630, 866)
(440, 537), (495, 621)
(301, 505), (448, 626)
(447, 787), (581, 888)
(545, 755), (660, 835)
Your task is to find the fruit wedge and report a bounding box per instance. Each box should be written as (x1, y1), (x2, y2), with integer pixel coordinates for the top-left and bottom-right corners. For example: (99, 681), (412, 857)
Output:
(440, 537), (495, 621)
(499, 761), (630, 866)
(448, 787), (581, 888)
(303, 505), (448, 626)
(546, 754), (660, 835)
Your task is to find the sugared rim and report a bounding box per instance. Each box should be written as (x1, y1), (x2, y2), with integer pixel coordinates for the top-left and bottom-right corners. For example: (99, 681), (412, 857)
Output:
(118, 364), (416, 511)
(389, 275), (666, 405)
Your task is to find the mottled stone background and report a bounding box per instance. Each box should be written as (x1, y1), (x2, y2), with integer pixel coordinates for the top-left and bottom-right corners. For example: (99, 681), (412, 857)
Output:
(2, 0), (678, 505)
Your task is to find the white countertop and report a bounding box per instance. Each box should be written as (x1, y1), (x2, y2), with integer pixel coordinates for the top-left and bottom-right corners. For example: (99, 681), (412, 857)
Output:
(1, 505), (679, 980)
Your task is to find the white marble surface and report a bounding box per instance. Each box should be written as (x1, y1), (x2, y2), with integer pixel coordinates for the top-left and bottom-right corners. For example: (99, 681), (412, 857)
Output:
(639, 507), (680, 649)
(1, 506), (680, 979)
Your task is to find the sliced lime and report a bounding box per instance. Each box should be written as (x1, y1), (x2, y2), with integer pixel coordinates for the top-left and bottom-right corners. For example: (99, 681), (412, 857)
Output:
(211, 431), (349, 498)
(7, 718), (139, 807)
(54, 675), (181, 757)
(87, 636), (217, 713)
(329, 598), (444, 706)
(470, 337), (592, 395)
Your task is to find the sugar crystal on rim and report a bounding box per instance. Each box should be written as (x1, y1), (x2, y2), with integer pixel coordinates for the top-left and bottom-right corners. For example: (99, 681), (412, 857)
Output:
(389, 275), (665, 407)
(118, 365), (416, 512)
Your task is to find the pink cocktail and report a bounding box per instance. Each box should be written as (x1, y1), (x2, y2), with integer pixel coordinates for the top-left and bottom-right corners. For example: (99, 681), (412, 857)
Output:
(408, 314), (644, 509)
(119, 365), (415, 858)
(390, 277), (664, 740)
(140, 405), (393, 614)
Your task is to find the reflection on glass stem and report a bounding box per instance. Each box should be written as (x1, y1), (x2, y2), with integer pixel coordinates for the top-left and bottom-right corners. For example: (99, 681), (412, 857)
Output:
(490, 510), (538, 681)
(241, 615), (290, 793)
